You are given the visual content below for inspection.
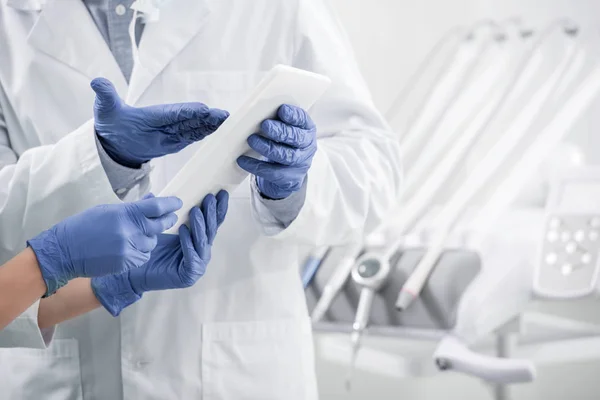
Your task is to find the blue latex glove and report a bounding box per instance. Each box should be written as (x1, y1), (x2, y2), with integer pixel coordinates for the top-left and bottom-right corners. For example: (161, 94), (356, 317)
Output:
(91, 77), (229, 168)
(28, 196), (183, 297)
(237, 104), (317, 200)
(91, 191), (229, 317)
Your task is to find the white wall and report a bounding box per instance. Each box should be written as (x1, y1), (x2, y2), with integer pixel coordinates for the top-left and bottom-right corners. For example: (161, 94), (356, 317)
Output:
(316, 1), (600, 399)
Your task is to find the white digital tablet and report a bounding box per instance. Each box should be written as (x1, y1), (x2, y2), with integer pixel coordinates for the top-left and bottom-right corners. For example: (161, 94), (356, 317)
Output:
(159, 65), (332, 233)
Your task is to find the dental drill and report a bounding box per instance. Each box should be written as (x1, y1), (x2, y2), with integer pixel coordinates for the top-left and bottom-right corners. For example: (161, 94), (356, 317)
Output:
(346, 253), (391, 389)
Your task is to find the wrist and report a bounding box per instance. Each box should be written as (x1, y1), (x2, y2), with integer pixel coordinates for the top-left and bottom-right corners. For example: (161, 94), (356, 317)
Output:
(95, 131), (145, 169)
(20, 248), (48, 298)
(255, 177), (290, 200)
(27, 228), (72, 297)
(91, 273), (141, 317)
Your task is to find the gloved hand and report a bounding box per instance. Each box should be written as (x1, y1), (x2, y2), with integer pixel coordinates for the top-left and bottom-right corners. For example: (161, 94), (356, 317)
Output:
(28, 196), (183, 297)
(91, 77), (229, 168)
(91, 191), (229, 317)
(237, 104), (317, 200)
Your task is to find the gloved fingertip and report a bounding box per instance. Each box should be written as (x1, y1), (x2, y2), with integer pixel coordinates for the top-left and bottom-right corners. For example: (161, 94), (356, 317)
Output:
(90, 77), (115, 93)
(189, 205), (202, 222)
(142, 192), (155, 200)
(201, 193), (216, 211)
(171, 196), (184, 210)
(216, 189), (229, 203)
(277, 104), (294, 121)
(260, 119), (273, 134)
(90, 77), (108, 88)
(178, 223), (190, 237)
(246, 134), (263, 149)
(236, 155), (251, 168)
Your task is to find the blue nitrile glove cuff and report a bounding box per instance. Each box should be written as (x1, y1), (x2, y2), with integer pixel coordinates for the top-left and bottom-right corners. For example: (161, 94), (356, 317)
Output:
(91, 273), (142, 317)
(96, 132), (147, 168)
(28, 229), (73, 298)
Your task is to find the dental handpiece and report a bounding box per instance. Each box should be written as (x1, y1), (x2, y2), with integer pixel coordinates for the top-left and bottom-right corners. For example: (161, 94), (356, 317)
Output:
(310, 244), (363, 324)
(346, 253), (391, 388)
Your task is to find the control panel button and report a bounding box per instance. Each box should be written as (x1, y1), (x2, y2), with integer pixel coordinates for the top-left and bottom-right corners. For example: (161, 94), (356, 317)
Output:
(565, 242), (577, 254)
(545, 253), (558, 265)
(561, 264), (573, 276)
(581, 253), (592, 265)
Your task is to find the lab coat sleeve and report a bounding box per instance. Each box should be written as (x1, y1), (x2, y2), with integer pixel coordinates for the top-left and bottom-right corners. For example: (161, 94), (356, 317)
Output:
(251, 0), (402, 245)
(95, 135), (151, 201)
(251, 177), (307, 229)
(0, 300), (55, 349)
(0, 118), (121, 263)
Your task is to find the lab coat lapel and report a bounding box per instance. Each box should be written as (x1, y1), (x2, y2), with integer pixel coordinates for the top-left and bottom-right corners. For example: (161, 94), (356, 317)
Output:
(26, 0), (128, 95)
(126, 0), (211, 105)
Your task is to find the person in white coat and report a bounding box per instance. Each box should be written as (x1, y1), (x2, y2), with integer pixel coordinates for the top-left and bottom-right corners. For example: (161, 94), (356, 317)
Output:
(0, 0), (402, 399)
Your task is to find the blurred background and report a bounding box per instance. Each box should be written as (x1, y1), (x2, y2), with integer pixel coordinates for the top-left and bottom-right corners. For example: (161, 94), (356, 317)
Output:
(313, 1), (600, 399)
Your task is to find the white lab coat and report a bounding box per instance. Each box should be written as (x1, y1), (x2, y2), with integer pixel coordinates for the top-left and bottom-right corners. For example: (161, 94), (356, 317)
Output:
(0, 0), (401, 398)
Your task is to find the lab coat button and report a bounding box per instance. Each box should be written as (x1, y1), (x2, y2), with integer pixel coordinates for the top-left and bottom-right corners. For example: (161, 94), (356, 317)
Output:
(115, 4), (126, 16)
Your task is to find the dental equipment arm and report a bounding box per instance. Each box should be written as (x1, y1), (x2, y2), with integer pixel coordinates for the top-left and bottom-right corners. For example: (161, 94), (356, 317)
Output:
(432, 31), (600, 386)
(311, 243), (363, 323)
(396, 23), (584, 311)
(373, 20), (578, 246)
(385, 26), (465, 129)
(400, 22), (505, 170)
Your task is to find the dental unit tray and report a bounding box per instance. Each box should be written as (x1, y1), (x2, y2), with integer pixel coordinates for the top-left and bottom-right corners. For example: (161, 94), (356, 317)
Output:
(306, 247), (481, 333)
(159, 65), (331, 233)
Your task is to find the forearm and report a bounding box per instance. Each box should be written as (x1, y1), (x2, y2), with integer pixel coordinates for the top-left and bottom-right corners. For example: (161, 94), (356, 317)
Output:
(37, 278), (100, 330)
(0, 248), (46, 330)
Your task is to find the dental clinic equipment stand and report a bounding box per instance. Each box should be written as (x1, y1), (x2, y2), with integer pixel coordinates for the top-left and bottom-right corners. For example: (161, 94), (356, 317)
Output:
(434, 24), (600, 395)
(395, 20), (583, 311)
